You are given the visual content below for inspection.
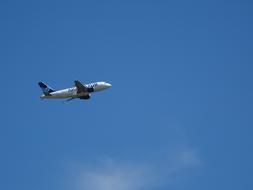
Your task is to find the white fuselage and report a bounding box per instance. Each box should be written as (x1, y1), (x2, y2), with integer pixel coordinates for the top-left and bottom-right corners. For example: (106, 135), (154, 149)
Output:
(40, 81), (111, 99)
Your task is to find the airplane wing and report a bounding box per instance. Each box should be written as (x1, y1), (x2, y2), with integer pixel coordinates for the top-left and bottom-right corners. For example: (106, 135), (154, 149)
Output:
(74, 80), (87, 93)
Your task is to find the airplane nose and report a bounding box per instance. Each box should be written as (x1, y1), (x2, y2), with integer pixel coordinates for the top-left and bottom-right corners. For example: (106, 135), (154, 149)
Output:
(106, 83), (112, 88)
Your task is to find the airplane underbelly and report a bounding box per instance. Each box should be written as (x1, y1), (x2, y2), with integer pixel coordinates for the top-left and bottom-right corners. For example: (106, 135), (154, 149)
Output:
(51, 91), (88, 99)
(93, 86), (104, 92)
(51, 91), (75, 98)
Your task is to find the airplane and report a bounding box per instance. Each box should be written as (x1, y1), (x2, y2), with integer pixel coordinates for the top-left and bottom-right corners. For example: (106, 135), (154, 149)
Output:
(38, 80), (112, 101)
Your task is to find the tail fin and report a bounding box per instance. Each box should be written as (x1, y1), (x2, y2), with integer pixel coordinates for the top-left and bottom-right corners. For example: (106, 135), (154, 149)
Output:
(38, 82), (55, 95)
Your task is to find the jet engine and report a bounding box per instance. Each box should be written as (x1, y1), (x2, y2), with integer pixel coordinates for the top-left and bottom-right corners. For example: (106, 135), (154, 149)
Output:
(79, 94), (91, 100)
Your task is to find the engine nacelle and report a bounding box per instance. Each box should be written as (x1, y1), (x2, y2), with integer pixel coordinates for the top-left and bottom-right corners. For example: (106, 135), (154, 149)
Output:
(87, 87), (94, 93)
(79, 94), (91, 100)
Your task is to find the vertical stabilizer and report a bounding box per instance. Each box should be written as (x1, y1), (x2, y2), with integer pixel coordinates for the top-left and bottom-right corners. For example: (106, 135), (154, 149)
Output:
(38, 82), (55, 95)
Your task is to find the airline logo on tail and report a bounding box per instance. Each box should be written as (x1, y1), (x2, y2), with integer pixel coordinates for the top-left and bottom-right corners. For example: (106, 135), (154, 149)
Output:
(38, 82), (55, 95)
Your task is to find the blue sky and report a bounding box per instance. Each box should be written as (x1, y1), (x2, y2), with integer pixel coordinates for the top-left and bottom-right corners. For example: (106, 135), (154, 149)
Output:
(0, 0), (253, 190)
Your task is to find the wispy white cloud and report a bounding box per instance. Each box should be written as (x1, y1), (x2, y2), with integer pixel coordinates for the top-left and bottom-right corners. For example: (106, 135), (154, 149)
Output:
(177, 148), (202, 167)
(66, 147), (202, 190)
(74, 159), (153, 190)
(166, 146), (202, 172)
